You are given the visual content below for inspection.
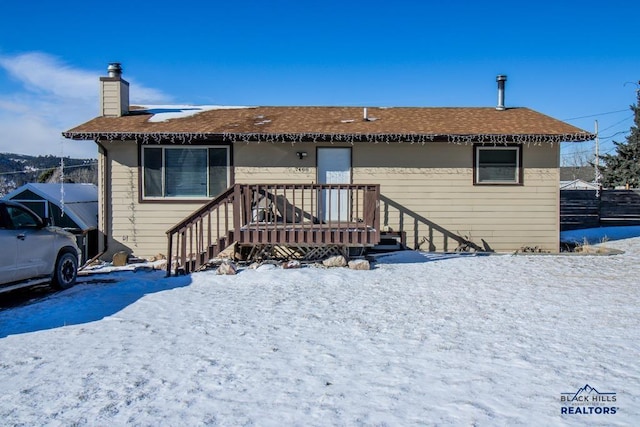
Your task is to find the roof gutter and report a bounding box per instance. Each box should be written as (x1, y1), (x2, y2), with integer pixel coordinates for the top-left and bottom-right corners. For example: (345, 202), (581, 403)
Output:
(62, 130), (596, 144)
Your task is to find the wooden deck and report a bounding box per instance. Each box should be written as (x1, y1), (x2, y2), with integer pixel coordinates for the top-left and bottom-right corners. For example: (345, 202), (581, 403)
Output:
(166, 184), (380, 274)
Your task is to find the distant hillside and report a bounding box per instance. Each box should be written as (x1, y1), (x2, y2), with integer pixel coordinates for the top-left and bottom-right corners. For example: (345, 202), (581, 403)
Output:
(0, 153), (97, 197)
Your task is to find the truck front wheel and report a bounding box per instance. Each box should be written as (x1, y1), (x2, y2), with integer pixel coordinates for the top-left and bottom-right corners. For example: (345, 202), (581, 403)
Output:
(52, 251), (78, 290)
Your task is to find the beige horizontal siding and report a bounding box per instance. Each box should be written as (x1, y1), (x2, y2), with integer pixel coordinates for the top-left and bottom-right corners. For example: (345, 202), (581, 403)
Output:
(100, 81), (123, 116)
(235, 167), (316, 183)
(353, 142), (559, 252)
(104, 142), (209, 259)
(101, 140), (560, 259)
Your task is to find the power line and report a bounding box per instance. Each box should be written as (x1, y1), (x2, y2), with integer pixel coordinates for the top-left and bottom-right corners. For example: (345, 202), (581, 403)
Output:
(599, 130), (630, 140)
(0, 161), (97, 177)
(561, 145), (617, 160)
(563, 109), (630, 121)
(597, 115), (634, 133)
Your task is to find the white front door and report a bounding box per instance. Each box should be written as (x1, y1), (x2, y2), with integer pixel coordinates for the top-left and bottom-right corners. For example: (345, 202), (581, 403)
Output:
(317, 148), (351, 222)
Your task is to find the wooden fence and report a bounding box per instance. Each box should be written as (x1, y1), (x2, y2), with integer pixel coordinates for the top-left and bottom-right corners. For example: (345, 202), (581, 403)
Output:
(560, 189), (640, 230)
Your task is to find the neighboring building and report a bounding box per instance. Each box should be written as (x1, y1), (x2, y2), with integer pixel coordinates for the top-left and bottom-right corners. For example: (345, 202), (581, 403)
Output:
(63, 64), (593, 271)
(560, 179), (600, 190)
(2, 183), (99, 262)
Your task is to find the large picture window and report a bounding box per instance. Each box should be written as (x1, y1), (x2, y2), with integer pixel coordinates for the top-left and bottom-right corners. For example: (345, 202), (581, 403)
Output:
(142, 146), (230, 199)
(475, 145), (521, 184)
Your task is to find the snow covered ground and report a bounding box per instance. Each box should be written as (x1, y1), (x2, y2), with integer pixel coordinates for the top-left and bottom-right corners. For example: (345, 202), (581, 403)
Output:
(1, 229), (639, 426)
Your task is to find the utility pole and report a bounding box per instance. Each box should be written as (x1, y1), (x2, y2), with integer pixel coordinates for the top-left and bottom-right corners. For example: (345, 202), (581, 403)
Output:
(594, 120), (600, 183)
(594, 120), (601, 196)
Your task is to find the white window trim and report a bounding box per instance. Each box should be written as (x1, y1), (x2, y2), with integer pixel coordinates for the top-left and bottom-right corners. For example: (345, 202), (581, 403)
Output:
(475, 145), (521, 185)
(141, 145), (230, 200)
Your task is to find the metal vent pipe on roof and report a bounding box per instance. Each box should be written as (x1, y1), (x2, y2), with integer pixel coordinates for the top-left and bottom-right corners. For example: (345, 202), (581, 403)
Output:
(496, 75), (507, 110)
(107, 62), (123, 78)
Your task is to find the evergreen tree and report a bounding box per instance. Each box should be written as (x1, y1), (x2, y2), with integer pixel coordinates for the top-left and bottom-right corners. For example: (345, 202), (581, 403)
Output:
(37, 167), (57, 183)
(600, 90), (640, 188)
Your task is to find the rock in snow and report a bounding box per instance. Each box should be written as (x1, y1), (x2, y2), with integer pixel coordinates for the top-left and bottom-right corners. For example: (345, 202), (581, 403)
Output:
(216, 261), (237, 275)
(112, 251), (129, 267)
(322, 255), (347, 267)
(348, 259), (370, 270)
(282, 260), (301, 269)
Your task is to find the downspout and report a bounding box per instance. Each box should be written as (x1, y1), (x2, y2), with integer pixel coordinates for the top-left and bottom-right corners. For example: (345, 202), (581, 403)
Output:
(95, 140), (110, 259)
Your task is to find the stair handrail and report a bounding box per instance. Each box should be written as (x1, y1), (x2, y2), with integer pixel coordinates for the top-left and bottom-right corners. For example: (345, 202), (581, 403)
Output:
(166, 185), (237, 236)
(166, 184), (237, 275)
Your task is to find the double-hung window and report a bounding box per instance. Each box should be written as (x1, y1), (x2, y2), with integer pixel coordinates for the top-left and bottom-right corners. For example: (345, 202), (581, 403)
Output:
(474, 145), (522, 184)
(142, 146), (230, 199)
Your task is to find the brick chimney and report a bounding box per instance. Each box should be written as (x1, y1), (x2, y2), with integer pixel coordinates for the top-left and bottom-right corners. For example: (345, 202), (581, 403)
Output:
(99, 62), (129, 117)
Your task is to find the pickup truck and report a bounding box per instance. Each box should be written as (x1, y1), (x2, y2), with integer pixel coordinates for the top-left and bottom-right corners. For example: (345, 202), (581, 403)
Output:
(0, 200), (80, 293)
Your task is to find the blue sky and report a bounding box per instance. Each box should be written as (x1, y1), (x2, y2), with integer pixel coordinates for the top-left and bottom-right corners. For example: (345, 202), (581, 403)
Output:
(0, 0), (638, 163)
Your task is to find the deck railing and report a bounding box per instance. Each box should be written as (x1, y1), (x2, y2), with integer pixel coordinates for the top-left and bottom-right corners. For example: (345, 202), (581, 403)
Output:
(166, 184), (380, 275)
(379, 194), (481, 252)
(166, 186), (236, 275)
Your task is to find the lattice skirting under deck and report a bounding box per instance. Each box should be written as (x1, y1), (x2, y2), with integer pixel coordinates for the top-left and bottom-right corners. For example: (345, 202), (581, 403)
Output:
(240, 244), (349, 261)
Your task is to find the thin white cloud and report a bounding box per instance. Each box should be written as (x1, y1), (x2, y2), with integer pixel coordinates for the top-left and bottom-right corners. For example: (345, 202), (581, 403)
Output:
(0, 52), (96, 100)
(128, 79), (168, 104)
(0, 98), (31, 114)
(0, 52), (171, 158)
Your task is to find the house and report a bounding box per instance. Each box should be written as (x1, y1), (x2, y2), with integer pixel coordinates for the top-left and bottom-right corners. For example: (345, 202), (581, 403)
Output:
(560, 179), (600, 190)
(2, 183), (99, 262)
(63, 64), (593, 273)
